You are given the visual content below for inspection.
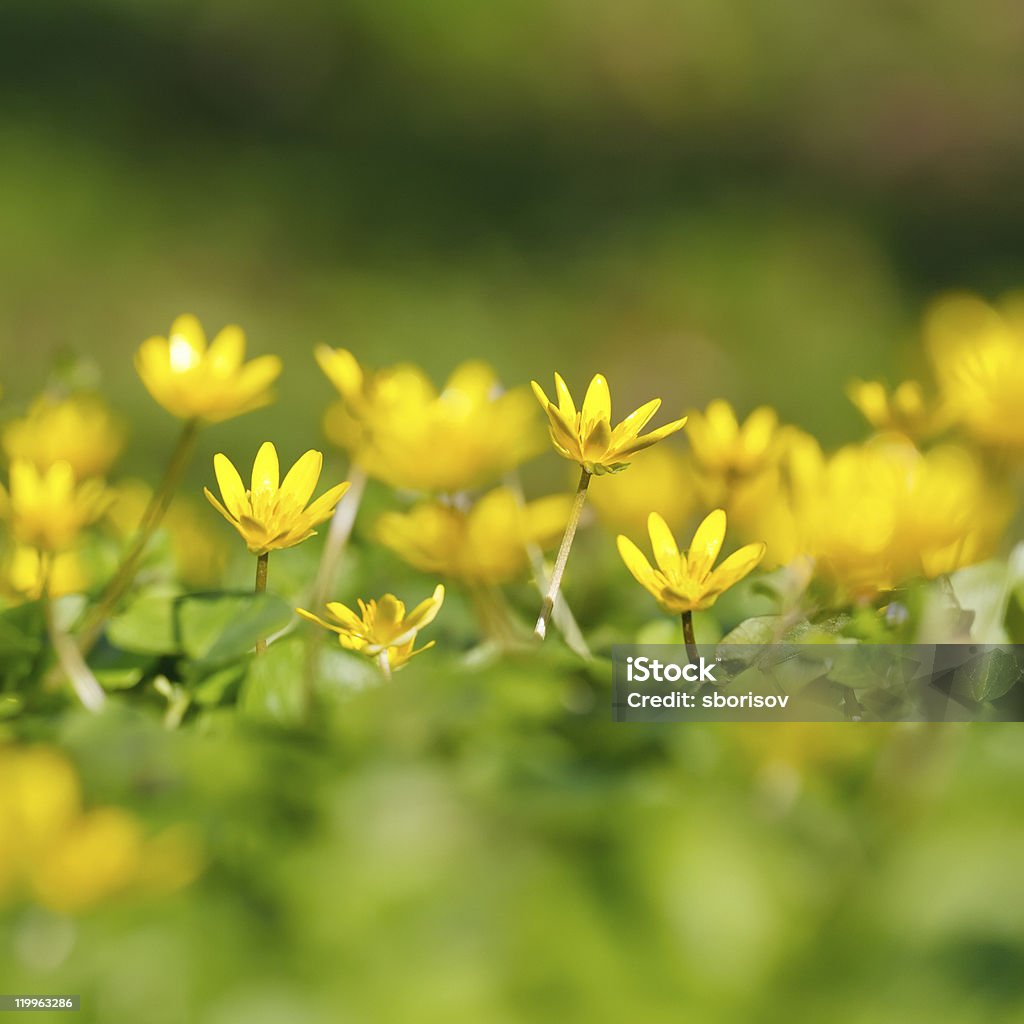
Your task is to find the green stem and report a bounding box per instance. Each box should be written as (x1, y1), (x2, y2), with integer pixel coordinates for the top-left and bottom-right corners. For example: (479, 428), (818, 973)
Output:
(79, 417), (200, 653)
(254, 551), (269, 655)
(534, 468), (591, 640)
(682, 610), (698, 665)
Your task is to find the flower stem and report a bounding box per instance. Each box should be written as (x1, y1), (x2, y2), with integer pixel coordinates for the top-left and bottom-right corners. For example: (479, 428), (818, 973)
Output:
(310, 464), (366, 611)
(534, 468), (591, 640)
(377, 649), (392, 679)
(254, 551), (269, 655)
(40, 554), (106, 713)
(681, 610), (698, 665)
(79, 417), (200, 653)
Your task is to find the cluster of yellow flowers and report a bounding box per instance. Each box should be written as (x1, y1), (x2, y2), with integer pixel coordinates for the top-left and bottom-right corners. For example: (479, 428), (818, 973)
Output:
(1, 290), (1022, 683)
(0, 746), (201, 914)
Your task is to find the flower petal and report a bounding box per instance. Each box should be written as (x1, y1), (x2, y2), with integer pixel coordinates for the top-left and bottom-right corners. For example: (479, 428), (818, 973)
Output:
(609, 398), (661, 448)
(688, 508), (727, 581)
(206, 324), (246, 374)
(707, 541), (767, 594)
(616, 535), (659, 594)
(647, 512), (681, 575)
(553, 373), (577, 422)
(613, 416), (688, 458)
(302, 480), (350, 525)
(581, 374), (611, 432)
(402, 584), (445, 633)
(280, 450), (323, 509)
(251, 442), (279, 495)
(213, 453), (248, 519)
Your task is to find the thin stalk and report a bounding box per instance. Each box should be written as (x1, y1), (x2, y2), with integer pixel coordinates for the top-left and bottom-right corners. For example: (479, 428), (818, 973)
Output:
(534, 468), (591, 640)
(254, 552), (269, 655)
(79, 417), (200, 652)
(377, 649), (392, 680)
(681, 610), (698, 665)
(41, 554), (106, 712)
(310, 464), (367, 611)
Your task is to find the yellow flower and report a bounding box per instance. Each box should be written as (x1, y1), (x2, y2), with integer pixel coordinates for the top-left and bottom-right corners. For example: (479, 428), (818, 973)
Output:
(3, 394), (124, 478)
(926, 292), (1024, 450)
(108, 481), (227, 586)
(846, 379), (946, 440)
(375, 487), (571, 585)
(746, 434), (1009, 594)
(588, 445), (694, 537)
(0, 460), (111, 552)
(617, 509), (766, 614)
(204, 442), (349, 555)
(317, 348), (543, 492)
(135, 314), (282, 423)
(686, 400), (782, 480)
(2, 544), (87, 601)
(0, 746), (202, 913)
(531, 373), (687, 475)
(297, 584), (444, 670)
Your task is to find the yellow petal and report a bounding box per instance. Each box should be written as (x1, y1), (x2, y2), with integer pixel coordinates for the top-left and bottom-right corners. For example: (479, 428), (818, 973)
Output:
(296, 607), (344, 634)
(616, 535), (659, 594)
(688, 509), (727, 581)
(251, 442), (280, 495)
(315, 347), (363, 401)
(613, 416), (688, 459)
(531, 380), (552, 411)
(324, 601), (365, 632)
(206, 325), (246, 374)
(302, 480), (350, 525)
(553, 373), (577, 421)
(403, 584), (445, 634)
(544, 405), (584, 462)
(647, 512), (680, 575)
(707, 542), (767, 593)
(213, 454), (247, 519)
(169, 314), (206, 354)
(581, 374), (611, 431)
(609, 398), (661, 448)
(280, 450), (323, 508)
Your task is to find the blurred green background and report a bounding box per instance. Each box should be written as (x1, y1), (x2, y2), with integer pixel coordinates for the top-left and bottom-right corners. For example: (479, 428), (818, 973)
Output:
(3, 2), (1024, 1021)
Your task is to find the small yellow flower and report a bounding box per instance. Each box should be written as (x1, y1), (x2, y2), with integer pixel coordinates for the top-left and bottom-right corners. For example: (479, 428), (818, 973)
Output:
(204, 442), (349, 555)
(135, 314), (282, 423)
(3, 394), (124, 479)
(297, 584), (444, 670)
(2, 544), (87, 601)
(846, 379), (946, 440)
(686, 400), (783, 481)
(375, 487), (571, 585)
(317, 348), (543, 492)
(531, 373), (687, 475)
(0, 460), (111, 553)
(617, 510), (766, 614)
(926, 292), (1024, 450)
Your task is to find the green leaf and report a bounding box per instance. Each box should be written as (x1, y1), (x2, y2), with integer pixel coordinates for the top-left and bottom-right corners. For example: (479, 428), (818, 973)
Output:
(0, 601), (45, 656)
(179, 592), (294, 667)
(719, 615), (786, 646)
(106, 591), (182, 655)
(238, 637), (307, 726)
(952, 649), (1024, 704)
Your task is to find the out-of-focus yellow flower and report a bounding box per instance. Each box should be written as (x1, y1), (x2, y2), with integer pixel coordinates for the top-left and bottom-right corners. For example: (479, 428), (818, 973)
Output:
(617, 509), (766, 614)
(298, 584), (444, 670)
(0, 460), (111, 553)
(108, 481), (227, 586)
(926, 292), (1024, 450)
(376, 487), (570, 585)
(3, 394), (124, 479)
(745, 434), (1009, 594)
(2, 544), (87, 600)
(135, 314), (282, 423)
(686, 400), (782, 480)
(588, 445), (694, 537)
(0, 746), (200, 913)
(531, 373), (687, 475)
(846, 379), (946, 440)
(204, 442), (349, 555)
(317, 348), (542, 492)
